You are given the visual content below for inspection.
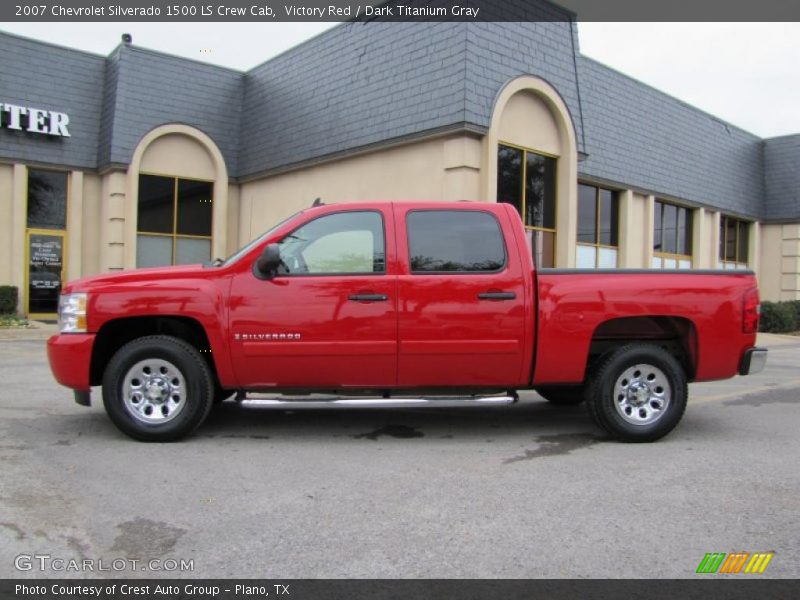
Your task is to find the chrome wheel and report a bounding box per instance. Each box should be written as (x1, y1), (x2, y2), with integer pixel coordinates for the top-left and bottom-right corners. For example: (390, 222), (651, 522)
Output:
(122, 358), (187, 425)
(613, 363), (671, 426)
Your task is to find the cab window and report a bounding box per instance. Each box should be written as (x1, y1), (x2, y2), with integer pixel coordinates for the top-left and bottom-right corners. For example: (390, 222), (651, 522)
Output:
(278, 211), (385, 275)
(406, 210), (506, 273)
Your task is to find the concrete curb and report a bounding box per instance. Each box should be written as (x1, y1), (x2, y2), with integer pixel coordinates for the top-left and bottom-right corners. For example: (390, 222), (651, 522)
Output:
(0, 321), (57, 341)
(757, 332), (800, 347)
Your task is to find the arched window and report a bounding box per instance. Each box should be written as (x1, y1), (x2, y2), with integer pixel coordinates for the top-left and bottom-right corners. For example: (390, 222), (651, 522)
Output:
(136, 174), (213, 267)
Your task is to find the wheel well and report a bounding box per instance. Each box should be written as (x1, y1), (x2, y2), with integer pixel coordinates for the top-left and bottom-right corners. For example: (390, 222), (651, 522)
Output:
(587, 316), (697, 381)
(90, 316), (216, 386)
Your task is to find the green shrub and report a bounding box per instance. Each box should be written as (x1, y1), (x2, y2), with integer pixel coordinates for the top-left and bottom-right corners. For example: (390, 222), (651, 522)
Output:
(787, 300), (800, 325)
(759, 301), (797, 333)
(0, 286), (17, 315)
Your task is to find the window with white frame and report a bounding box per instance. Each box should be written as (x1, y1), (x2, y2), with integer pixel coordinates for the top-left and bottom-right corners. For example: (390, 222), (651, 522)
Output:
(577, 183), (619, 268)
(719, 215), (750, 270)
(652, 200), (693, 269)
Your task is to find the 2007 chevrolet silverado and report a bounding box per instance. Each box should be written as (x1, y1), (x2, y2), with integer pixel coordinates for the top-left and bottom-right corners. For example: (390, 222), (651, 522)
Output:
(47, 201), (767, 442)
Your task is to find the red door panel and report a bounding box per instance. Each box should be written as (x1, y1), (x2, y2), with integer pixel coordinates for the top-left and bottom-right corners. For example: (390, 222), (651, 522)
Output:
(394, 204), (528, 388)
(228, 206), (398, 389)
(229, 275), (396, 388)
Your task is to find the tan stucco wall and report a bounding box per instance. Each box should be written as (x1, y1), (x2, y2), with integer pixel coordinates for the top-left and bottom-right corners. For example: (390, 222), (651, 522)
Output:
(66, 171), (83, 280)
(226, 183), (241, 257)
(239, 134), (478, 244)
(760, 224), (782, 301)
(100, 170), (127, 272)
(11, 164), (27, 312)
(0, 164), (13, 288)
(748, 221), (761, 274)
(139, 133), (216, 179)
(692, 207), (710, 268)
(81, 173), (103, 277)
(618, 191), (649, 268)
(779, 224), (800, 301)
(759, 223), (800, 302)
(496, 91), (561, 156)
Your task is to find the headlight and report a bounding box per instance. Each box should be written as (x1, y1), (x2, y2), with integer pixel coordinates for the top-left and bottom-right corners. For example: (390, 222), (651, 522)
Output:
(58, 293), (88, 333)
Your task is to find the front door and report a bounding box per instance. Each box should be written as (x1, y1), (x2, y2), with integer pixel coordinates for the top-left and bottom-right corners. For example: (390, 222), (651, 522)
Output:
(395, 205), (529, 388)
(27, 230), (66, 319)
(228, 208), (397, 389)
(25, 169), (69, 319)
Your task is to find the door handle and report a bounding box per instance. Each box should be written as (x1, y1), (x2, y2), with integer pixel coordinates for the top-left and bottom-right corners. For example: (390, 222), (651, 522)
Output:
(477, 291), (516, 300)
(348, 293), (388, 302)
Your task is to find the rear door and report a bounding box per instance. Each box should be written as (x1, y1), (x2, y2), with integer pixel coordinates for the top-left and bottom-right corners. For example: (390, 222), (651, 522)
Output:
(395, 205), (528, 388)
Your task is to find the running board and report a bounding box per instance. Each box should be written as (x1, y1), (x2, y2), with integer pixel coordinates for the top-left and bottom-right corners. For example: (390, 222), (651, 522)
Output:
(239, 395), (517, 410)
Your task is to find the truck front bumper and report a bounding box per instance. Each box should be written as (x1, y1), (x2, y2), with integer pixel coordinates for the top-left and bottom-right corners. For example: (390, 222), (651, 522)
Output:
(739, 347), (768, 376)
(47, 334), (95, 398)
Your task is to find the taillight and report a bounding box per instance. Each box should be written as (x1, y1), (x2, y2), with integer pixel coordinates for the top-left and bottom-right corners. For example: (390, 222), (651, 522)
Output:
(743, 287), (760, 334)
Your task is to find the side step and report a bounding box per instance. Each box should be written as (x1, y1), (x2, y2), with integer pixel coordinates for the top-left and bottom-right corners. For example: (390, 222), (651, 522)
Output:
(239, 394), (517, 410)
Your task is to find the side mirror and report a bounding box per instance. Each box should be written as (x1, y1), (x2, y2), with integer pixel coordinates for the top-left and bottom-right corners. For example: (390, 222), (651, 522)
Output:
(255, 243), (281, 278)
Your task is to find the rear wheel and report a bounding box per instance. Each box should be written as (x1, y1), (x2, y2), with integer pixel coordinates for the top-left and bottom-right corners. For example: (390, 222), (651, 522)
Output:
(585, 344), (687, 442)
(536, 385), (585, 406)
(102, 335), (214, 442)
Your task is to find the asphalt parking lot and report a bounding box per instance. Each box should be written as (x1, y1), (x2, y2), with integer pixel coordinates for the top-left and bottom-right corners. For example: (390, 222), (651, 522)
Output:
(0, 331), (798, 579)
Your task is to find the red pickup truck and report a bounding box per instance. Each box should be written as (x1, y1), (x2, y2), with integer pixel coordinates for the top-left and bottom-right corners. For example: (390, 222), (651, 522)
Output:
(48, 201), (766, 443)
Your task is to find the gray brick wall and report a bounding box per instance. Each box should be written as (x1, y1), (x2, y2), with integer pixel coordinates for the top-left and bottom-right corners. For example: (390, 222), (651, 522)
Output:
(578, 56), (766, 219)
(237, 22), (468, 177)
(97, 46), (121, 168)
(464, 21), (585, 153)
(3, 25), (798, 222)
(101, 46), (243, 174)
(0, 32), (105, 170)
(764, 135), (800, 221)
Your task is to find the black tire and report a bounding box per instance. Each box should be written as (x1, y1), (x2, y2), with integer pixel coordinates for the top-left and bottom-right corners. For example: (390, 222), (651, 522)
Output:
(536, 385), (585, 406)
(102, 335), (214, 442)
(584, 343), (688, 443)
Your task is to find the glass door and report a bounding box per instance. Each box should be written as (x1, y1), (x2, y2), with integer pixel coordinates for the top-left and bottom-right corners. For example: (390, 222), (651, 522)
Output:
(25, 169), (68, 319)
(26, 230), (66, 319)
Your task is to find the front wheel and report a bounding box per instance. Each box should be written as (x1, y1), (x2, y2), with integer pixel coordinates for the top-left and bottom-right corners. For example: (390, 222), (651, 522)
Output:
(102, 335), (214, 442)
(584, 344), (688, 443)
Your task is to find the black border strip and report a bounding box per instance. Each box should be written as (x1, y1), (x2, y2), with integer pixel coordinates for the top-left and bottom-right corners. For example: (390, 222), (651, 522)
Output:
(2, 579), (799, 600)
(3, 0), (800, 22)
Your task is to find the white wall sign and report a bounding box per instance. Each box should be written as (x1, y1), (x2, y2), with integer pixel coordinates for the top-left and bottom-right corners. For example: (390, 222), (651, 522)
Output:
(0, 103), (71, 137)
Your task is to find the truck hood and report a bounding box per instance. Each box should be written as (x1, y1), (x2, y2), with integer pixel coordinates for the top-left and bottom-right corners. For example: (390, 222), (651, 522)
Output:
(63, 264), (211, 294)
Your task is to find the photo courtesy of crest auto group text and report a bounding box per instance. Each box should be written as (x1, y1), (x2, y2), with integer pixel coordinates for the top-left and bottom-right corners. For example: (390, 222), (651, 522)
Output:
(0, 0), (799, 594)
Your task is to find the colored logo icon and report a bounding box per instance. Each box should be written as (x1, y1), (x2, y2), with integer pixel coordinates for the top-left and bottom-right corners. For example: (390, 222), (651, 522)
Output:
(696, 552), (774, 574)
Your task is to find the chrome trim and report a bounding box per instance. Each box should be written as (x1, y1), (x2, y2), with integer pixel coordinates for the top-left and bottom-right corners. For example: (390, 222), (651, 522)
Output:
(240, 395), (517, 410)
(740, 348), (768, 376)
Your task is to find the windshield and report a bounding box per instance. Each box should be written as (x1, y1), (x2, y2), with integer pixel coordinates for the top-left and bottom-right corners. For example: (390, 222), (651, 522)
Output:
(219, 212), (301, 267)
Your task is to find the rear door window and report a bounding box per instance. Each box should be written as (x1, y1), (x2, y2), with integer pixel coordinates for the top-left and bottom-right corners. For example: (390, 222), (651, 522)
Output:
(406, 210), (506, 273)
